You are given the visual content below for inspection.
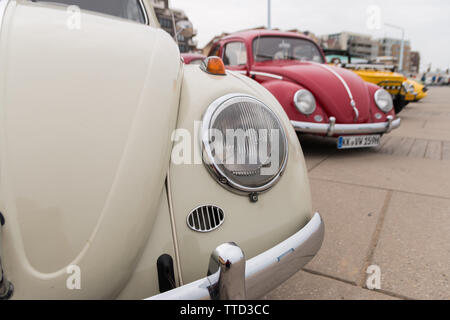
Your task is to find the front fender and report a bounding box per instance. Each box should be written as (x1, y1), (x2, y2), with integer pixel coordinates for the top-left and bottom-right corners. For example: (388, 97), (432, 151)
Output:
(169, 67), (314, 284)
(262, 80), (328, 124)
(365, 83), (396, 120)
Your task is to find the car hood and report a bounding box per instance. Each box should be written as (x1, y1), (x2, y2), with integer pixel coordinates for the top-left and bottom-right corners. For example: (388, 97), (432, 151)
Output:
(0, 1), (181, 299)
(354, 70), (405, 84)
(254, 62), (373, 123)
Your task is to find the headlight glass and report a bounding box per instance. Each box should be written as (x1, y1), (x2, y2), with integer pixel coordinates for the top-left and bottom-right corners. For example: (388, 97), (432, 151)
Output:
(374, 89), (394, 113)
(202, 94), (288, 194)
(403, 82), (415, 94)
(293, 89), (316, 115)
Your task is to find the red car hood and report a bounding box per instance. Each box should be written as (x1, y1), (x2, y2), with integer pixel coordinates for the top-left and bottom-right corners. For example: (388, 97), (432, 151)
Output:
(253, 62), (372, 123)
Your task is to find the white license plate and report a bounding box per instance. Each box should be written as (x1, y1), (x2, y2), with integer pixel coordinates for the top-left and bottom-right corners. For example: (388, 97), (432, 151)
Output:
(337, 135), (380, 149)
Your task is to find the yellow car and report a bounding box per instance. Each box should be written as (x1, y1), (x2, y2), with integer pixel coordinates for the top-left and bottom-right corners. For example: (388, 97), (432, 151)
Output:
(324, 50), (410, 113)
(344, 66), (410, 113)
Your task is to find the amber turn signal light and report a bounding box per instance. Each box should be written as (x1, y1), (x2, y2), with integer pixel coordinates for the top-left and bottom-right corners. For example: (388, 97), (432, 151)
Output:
(200, 56), (227, 76)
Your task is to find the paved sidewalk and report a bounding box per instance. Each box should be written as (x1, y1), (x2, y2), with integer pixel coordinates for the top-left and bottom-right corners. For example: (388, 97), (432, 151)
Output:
(266, 87), (450, 300)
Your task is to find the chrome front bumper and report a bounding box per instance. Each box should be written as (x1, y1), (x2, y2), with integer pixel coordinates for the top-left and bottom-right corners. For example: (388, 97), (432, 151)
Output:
(0, 215), (14, 300)
(291, 116), (401, 136)
(149, 212), (324, 300)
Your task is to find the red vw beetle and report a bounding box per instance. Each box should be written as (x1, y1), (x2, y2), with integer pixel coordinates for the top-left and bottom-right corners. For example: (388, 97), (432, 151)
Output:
(206, 30), (401, 149)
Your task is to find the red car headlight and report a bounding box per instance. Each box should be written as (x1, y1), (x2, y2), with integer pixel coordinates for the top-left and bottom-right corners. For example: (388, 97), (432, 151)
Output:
(293, 89), (317, 115)
(374, 89), (394, 113)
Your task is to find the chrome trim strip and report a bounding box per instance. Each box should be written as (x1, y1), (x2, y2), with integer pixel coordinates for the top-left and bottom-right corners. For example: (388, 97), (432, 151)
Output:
(249, 71), (283, 80)
(318, 64), (359, 121)
(0, 0), (9, 31)
(138, 0), (149, 25)
(345, 63), (396, 71)
(148, 212), (324, 300)
(291, 117), (401, 135)
(166, 169), (184, 286)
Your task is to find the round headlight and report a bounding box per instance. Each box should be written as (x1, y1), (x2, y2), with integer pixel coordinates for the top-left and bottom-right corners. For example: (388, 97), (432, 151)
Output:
(374, 89), (394, 113)
(201, 94), (288, 194)
(293, 89), (316, 115)
(403, 82), (415, 94)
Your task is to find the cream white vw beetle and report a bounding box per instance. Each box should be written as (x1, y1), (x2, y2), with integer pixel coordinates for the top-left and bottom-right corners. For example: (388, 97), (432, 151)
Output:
(0, 0), (324, 300)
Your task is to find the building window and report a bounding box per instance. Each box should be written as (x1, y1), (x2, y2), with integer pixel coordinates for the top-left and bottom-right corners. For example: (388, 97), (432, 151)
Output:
(159, 18), (173, 28)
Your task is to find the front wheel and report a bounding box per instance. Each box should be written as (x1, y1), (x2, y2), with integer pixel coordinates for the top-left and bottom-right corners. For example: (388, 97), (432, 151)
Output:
(394, 96), (408, 114)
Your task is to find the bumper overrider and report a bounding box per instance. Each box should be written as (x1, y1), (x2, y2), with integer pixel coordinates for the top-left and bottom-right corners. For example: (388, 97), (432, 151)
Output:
(291, 115), (401, 136)
(149, 212), (324, 300)
(0, 215), (14, 300)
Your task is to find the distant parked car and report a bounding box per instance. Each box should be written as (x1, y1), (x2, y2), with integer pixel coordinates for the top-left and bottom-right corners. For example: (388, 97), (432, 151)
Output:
(208, 30), (400, 149)
(403, 78), (428, 102)
(181, 53), (206, 65)
(324, 49), (413, 113)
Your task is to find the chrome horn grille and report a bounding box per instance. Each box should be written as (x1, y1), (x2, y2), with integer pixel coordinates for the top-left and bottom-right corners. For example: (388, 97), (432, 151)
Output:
(187, 205), (225, 233)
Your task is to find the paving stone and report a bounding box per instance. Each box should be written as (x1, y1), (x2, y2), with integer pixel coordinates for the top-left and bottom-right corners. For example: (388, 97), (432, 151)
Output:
(425, 140), (443, 160)
(306, 179), (388, 284)
(372, 192), (450, 299)
(408, 139), (428, 158)
(308, 152), (450, 199)
(378, 137), (415, 157)
(391, 138), (415, 157)
(443, 141), (450, 161)
(378, 136), (400, 155)
(265, 271), (397, 300)
(298, 134), (336, 171)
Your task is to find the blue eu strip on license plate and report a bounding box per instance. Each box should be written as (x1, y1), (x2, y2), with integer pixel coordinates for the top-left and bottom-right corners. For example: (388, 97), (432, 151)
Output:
(337, 135), (381, 149)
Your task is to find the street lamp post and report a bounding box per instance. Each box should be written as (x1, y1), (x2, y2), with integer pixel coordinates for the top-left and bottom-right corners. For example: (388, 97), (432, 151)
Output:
(385, 23), (405, 73)
(267, 0), (271, 29)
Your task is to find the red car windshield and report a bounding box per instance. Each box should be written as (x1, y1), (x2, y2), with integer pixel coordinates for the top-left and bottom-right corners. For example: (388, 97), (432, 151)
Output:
(253, 36), (324, 64)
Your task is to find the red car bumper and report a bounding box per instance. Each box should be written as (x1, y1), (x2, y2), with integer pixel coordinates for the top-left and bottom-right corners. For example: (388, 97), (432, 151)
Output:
(291, 115), (401, 136)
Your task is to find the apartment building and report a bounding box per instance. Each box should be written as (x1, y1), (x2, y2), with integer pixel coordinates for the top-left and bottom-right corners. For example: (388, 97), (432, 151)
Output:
(321, 31), (379, 61)
(378, 37), (412, 72)
(150, 0), (197, 53)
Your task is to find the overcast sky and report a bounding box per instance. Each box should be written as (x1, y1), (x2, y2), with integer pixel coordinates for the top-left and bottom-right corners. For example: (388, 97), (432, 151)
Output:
(171, 0), (450, 72)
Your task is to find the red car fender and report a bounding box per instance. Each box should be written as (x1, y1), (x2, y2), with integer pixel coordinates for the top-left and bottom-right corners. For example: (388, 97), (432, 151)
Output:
(261, 80), (328, 123)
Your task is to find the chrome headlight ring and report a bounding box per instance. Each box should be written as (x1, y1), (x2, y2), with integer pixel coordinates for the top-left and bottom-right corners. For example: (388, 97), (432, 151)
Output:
(374, 88), (394, 113)
(402, 82), (415, 94)
(293, 89), (317, 115)
(201, 93), (289, 196)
